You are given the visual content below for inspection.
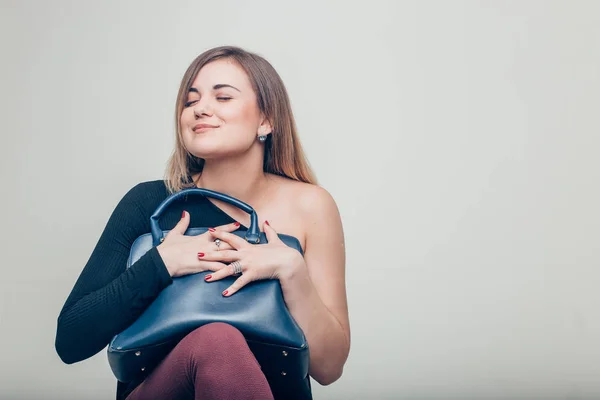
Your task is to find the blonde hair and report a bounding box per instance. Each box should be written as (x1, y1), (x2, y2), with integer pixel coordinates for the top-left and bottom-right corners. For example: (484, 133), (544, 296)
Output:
(165, 46), (317, 193)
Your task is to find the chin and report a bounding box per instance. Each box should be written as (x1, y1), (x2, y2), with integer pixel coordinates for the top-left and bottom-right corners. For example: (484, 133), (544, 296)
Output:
(187, 148), (216, 160)
(184, 136), (218, 156)
(186, 145), (235, 161)
(186, 139), (254, 160)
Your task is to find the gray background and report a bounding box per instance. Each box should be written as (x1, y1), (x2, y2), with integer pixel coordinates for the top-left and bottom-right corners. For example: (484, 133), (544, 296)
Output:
(1, 0), (599, 399)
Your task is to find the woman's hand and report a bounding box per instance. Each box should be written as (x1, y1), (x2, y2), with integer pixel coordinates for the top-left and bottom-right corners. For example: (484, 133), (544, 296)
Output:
(200, 221), (305, 296)
(156, 211), (240, 277)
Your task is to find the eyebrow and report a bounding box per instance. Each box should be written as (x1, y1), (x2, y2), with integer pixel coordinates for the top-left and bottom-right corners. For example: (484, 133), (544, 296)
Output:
(188, 84), (241, 93)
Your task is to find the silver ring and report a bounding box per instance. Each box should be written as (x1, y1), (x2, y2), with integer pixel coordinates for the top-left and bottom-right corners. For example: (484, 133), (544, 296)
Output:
(230, 260), (243, 275)
(214, 238), (221, 250)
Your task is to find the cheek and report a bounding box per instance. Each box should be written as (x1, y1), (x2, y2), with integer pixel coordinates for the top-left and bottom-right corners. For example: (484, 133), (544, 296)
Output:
(180, 109), (193, 126)
(179, 110), (195, 144)
(220, 102), (259, 125)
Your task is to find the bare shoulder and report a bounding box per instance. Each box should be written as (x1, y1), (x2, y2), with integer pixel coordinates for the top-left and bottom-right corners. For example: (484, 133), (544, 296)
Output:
(297, 184), (340, 221)
(268, 174), (341, 226)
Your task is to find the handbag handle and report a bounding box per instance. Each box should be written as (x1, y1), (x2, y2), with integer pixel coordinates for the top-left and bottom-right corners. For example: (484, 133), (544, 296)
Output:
(150, 188), (261, 246)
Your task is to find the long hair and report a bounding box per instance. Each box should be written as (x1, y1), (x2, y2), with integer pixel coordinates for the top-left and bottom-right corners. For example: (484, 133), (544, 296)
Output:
(165, 46), (317, 193)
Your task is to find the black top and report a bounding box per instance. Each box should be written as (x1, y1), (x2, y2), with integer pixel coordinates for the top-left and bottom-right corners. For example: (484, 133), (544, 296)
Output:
(55, 180), (241, 399)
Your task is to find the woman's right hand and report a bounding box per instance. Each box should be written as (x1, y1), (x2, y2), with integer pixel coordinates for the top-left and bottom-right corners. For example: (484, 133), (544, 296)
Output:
(156, 211), (240, 277)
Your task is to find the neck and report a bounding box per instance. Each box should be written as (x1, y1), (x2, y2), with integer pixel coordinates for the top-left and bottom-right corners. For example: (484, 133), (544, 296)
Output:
(193, 152), (270, 206)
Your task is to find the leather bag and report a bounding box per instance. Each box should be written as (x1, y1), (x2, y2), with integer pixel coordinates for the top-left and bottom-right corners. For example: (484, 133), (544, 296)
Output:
(106, 188), (310, 391)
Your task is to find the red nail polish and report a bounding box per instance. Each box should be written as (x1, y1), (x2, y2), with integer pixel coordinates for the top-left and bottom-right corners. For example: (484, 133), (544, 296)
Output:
(205, 274), (212, 281)
(209, 228), (216, 232)
(198, 252), (204, 258)
(182, 210), (186, 218)
(222, 290), (228, 296)
(265, 220), (270, 226)
(234, 222), (240, 227)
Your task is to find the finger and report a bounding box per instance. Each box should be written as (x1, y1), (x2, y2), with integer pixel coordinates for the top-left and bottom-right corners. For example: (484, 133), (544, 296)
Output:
(212, 239), (234, 252)
(223, 274), (254, 296)
(263, 220), (282, 244)
(198, 249), (239, 263)
(203, 261), (236, 282)
(200, 262), (229, 281)
(200, 222), (239, 242)
(214, 221), (241, 233)
(209, 230), (250, 250)
(173, 261), (226, 277)
(207, 233), (234, 252)
(201, 262), (228, 272)
(169, 210), (190, 236)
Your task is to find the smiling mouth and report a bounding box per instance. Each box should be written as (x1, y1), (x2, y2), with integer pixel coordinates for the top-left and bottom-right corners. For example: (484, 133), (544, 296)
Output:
(193, 122), (220, 132)
(193, 126), (217, 133)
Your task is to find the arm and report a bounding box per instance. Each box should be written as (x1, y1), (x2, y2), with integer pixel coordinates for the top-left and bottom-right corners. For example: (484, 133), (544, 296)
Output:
(55, 184), (172, 364)
(197, 185), (351, 384)
(279, 186), (350, 385)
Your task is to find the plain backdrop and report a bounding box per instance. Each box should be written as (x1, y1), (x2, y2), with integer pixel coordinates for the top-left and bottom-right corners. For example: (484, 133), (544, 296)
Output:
(1, 0), (599, 399)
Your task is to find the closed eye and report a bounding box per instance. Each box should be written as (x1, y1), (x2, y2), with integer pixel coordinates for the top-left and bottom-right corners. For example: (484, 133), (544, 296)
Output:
(184, 97), (232, 107)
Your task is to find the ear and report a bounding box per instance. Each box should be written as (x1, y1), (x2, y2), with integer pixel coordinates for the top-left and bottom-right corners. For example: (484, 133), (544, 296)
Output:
(257, 117), (273, 137)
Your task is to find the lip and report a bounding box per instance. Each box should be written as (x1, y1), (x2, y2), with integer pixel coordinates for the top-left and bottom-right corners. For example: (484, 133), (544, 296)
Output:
(193, 123), (219, 132)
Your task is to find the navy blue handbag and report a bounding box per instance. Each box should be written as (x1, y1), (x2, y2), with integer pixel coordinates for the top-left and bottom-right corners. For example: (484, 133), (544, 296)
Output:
(107, 188), (310, 390)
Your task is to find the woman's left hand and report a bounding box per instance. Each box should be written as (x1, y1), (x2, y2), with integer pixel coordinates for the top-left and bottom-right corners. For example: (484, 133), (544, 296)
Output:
(199, 221), (304, 296)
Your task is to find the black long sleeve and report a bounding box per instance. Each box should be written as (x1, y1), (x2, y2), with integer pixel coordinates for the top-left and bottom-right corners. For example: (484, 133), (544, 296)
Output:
(55, 180), (238, 368)
(55, 182), (174, 364)
(55, 180), (239, 399)
(55, 179), (307, 400)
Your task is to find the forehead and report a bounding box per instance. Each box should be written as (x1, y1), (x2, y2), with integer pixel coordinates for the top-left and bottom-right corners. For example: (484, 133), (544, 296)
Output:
(191, 59), (252, 90)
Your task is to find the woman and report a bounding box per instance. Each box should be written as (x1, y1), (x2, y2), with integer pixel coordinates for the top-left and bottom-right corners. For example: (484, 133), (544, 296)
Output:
(55, 45), (350, 400)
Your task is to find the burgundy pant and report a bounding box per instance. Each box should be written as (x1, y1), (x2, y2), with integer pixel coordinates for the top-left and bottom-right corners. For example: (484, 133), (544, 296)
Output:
(126, 322), (274, 400)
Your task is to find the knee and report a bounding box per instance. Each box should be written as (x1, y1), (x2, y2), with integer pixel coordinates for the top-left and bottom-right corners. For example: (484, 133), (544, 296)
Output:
(179, 323), (247, 359)
(189, 322), (245, 345)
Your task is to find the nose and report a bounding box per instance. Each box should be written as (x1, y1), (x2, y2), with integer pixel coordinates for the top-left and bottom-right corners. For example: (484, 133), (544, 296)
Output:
(193, 99), (213, 119)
